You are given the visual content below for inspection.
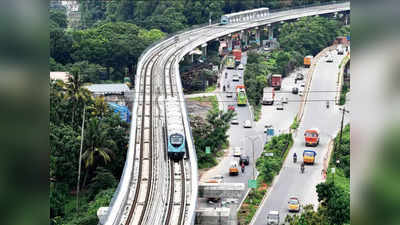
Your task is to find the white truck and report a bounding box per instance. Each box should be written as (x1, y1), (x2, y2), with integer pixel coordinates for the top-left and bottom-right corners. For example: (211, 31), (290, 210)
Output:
(267, 210), (280, 225)
(262, 87), (275, 105)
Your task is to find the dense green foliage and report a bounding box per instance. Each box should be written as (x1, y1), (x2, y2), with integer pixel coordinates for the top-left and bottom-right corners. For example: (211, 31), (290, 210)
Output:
(332, 124), (350, 177)
(50, 74), (129, 225)
(256, 134), (293, 184)
(49, 9), (165, 82)
(190, 99), (234, 168)
(78, 0), (339, 31)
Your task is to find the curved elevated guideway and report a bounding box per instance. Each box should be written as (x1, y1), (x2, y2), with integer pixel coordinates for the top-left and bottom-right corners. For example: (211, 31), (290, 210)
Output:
(102, 2), (350, 225)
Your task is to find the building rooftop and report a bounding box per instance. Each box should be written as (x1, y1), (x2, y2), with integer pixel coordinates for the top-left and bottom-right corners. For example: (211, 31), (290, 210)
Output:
(50, 72), (71, 83)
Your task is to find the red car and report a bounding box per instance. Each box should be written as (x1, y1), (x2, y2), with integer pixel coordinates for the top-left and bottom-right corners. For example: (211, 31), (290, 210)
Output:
(228, 105), (235, 111)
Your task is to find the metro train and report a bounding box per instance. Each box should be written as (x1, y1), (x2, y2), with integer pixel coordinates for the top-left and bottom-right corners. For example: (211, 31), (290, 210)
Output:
(220, 7), (269, 25)
(165, 96), (186, 161)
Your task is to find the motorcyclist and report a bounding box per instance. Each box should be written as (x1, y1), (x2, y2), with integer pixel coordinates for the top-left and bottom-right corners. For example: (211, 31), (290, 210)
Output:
(326, 100), (329, 108)
(293, 153), (297, 163)
(223, 85), (226, 92)
(241, 162), (245, 174)
(301, 162), (305, 173)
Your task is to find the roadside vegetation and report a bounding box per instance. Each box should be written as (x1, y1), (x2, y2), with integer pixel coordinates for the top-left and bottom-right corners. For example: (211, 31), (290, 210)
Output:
(339, 56), (350, 105)
(189, 99), (234, 169)
(238, 134), (293, 224)
(286, 124), (350, 225)
(290, 116), (300, 130)
(50, 74), (130, 225)
(244, 17), (350, 119)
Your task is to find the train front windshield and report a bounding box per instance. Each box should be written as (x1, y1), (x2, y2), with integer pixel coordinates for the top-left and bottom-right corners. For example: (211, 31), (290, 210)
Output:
(171, 135), (183, 146)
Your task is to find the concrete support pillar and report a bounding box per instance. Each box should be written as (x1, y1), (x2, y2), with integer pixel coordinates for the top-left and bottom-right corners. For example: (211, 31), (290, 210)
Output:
(255, 27), (260, 46)
(243, 31), (248, 48)
(227, 35), (232, 51)
(201, 43), (207, 59)
(268, 25), (273, 41)
(191, 53), (194, 63)
(344, 13), (349, 25)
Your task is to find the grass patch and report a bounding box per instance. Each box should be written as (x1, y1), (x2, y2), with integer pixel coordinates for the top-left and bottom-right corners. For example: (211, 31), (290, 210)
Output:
(187, 95), (218, 110)
(237, 134), (293, 224)
(290, 116), (299, 130)
(205, 85), (216, 93)
(326, 167), (350, 194)
(253, 104), (262, 121)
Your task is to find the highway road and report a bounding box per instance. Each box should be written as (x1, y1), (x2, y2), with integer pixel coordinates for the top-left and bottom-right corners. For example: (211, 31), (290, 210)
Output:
(199, 52), (306, 208)
(252, 50), (350, 225)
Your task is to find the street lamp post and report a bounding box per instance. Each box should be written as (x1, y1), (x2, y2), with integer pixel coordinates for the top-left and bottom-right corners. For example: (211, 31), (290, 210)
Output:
(246, 136), (260, 180)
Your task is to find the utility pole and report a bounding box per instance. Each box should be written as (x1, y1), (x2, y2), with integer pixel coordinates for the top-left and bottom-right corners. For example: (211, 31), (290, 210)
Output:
(76, 105), (86, 212)
(246, 136), (260, 180)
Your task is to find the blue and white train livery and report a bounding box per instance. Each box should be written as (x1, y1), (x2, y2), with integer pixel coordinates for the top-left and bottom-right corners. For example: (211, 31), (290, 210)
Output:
(165, 96), (186, 161)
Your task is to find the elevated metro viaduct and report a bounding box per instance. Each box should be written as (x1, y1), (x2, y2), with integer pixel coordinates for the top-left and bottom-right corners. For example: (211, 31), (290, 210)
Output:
(100, 2), (350, 225)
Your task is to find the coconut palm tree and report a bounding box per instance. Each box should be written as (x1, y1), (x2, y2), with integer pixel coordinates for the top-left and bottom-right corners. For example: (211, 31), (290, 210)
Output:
(80, 117), (116, 188)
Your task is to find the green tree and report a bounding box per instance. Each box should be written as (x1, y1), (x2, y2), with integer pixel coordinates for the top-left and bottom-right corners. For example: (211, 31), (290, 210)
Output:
(50, 9), (68, 28)
(81, 117), (116, 188)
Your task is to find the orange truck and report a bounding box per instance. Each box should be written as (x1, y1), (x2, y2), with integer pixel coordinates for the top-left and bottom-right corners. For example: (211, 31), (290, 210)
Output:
(304, 55), (313, 68)
(304, 128), (320, 147)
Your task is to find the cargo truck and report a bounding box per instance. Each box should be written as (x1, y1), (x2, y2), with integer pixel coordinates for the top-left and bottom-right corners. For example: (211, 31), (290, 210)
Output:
(304, 55), (313, 68)
(271, 74), (282, 90)
(262, 87), (275, 105)
(232, 49), (242, 66)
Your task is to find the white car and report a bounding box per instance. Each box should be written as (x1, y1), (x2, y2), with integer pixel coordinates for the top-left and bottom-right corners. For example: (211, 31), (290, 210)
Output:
(237, 64), (244, 70)
(281, 97), (288, 104)
(231, 119), (239, 125)
(243, 120), (252, 128)
(276, 102), (284, 110)
(233, 147), (242, 157)
(325, 54), (333, 62)
(267, 210), (280, 225)
(226, 92), (233, 98)
(232, 74), (240, 82)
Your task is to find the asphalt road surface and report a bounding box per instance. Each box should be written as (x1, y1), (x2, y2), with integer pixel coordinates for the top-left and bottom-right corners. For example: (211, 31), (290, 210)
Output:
(252, 50), (349, 225)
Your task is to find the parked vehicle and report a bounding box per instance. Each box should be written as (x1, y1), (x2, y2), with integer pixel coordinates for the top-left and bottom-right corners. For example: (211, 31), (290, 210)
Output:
(237, 64), (244, 70)
(262, 87), (275, 105)
(303, 150), (317, 164)
(304, 128), (320, 146)
(304, 55), (313, 68)
(267, 210), (280, 225)
(271, 74), (282, 90)
(239, 154), (250, 165)
(288, 197), (300, 212)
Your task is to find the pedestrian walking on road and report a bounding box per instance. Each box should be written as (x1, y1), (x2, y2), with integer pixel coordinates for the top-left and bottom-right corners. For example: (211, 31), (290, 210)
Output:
(241, 162), (245, 174)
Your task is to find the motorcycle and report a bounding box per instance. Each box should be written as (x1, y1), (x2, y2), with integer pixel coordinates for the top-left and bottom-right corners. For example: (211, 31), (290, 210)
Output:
(293, 154), (297, 163)
(301, 164), (305, 173)
(326, 101), (329, 108)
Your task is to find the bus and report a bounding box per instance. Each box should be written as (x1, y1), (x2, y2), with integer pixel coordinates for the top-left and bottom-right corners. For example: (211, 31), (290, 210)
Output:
(236, 85), (247, 106)
(226, 56), (235, 69)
